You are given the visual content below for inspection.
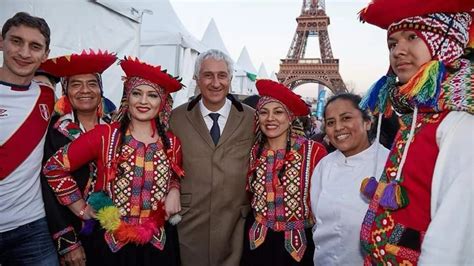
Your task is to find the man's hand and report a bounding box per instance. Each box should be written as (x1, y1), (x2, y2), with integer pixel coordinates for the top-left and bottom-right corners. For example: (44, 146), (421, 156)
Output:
(61, 246), (86, 266)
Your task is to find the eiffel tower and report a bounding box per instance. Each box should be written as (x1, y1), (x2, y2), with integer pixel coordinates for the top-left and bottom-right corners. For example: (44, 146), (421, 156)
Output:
(277, 0), (347, 93)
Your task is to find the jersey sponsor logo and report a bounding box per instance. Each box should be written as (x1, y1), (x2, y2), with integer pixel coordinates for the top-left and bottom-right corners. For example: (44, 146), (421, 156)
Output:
(0, 108), (7, 118)
(39, 104), (50, 121)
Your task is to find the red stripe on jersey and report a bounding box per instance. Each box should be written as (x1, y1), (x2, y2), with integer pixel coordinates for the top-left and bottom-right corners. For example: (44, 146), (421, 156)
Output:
(0, 85), (54, 180)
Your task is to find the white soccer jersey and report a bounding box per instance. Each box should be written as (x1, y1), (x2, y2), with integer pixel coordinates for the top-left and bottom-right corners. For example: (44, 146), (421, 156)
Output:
(0, 81), (54, 232)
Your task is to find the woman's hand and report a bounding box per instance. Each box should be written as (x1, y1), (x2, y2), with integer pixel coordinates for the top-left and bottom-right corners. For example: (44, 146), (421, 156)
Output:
(68, 200), (96, 220)
(164, 188), (181, 220)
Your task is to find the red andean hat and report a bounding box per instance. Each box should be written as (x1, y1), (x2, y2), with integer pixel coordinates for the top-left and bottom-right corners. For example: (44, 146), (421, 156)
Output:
(359, 0), (474, 29)
(40, 49), (116, 77)
(256, 79), (309, 116)
(120, 57), (183, 94)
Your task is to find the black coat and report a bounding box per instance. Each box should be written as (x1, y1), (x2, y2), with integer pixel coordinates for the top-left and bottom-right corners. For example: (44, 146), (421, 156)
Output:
(41, 115), (92, 255)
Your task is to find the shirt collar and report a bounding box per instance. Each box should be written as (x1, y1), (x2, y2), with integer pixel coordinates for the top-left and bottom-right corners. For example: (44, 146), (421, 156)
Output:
(57, 112), (107, 130)
(335, 141), (379, 166)
(199, 98), (232, 119)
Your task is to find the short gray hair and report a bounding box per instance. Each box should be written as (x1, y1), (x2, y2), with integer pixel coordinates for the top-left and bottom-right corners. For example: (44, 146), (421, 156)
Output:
(194, 49), (234, 80)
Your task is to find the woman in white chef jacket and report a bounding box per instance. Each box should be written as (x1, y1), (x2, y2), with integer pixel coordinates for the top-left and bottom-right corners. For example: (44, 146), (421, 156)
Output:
(310, 93), (389, 265)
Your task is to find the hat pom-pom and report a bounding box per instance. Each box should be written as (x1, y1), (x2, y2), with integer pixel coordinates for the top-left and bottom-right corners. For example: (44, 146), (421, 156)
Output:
(54, 96), (73, 116)
(379, 181), (409, 210)
(88, 191), (114, 211)
(360, 176), (378, 200)
(79, 219), (96, 235)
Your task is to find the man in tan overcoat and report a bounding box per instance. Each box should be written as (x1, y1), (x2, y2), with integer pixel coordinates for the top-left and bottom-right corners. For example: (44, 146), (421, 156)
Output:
(170, 49), (254, 266)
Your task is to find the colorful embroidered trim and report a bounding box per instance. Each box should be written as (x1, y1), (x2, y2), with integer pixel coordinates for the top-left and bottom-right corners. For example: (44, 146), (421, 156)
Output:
(285, 229), (308, 262)
(52, 226), (81, 256)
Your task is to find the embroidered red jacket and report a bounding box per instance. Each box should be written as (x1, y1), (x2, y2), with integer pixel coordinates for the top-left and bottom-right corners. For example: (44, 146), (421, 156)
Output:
(43, 122), (183, 251)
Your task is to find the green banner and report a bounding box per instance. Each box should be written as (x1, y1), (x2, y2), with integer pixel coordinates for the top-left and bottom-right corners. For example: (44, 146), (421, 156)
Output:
(246, 72), (257, 81)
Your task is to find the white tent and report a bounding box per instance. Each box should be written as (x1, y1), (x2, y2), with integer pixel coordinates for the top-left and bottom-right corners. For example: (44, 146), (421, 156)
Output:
(257, 63), (269, 79)
(0, 0), (141, 104)
(235, 46), (257, 95)
(201, 18), (230, 56)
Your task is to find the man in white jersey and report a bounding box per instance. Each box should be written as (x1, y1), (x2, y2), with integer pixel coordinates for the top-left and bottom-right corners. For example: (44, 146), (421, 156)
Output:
(0, 12), (58, 265)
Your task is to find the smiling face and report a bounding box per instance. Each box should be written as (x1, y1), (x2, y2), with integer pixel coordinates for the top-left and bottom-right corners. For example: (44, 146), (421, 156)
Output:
(66, 73), (101, 115)
(324, 98), (371, 157)
(127, 84), (162, 122)
(0, 25), (49, 85)
(258, 101), (291, 143)
(388, 30), (432, 84)
(197, 58), (231, 112)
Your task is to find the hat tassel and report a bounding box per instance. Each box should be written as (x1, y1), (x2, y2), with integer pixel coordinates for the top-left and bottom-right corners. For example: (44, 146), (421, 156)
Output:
(379, 180), (409, 210)
(360, 176), (379, 200)
(398, 60), (445, 109)
(79, 219), (96, 235)
(359, 74), (395, 116)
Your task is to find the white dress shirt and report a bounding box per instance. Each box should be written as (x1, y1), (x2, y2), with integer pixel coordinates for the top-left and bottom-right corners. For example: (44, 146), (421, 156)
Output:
(310, 142), (390, 266)
(199, 98), (232, 135)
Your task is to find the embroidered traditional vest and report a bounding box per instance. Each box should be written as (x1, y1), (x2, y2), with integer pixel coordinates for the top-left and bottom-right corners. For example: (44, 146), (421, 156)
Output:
(361, 112), (448, 265)
(104, 132), (174, 252)
(248, 137), (315, 262)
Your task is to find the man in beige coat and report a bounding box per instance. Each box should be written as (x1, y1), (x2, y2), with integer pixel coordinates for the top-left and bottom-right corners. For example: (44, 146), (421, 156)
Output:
(170, 49), (254, 266)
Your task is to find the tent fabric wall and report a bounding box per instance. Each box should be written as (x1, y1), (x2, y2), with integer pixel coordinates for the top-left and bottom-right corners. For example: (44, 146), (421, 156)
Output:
(0, 0), (141, 105)
(140, 45), (180, 75)
(120, 0), (206, 107)
(133, 0), (204, 51)
(172, 47), (198, 108)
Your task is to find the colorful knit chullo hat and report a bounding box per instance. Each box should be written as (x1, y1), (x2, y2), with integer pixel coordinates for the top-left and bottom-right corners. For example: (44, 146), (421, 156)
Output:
(359, 0), (473, 64)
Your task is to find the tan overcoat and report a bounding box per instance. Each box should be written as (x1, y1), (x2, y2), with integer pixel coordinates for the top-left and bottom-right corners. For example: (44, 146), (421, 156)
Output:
(170, 95), (254, 266)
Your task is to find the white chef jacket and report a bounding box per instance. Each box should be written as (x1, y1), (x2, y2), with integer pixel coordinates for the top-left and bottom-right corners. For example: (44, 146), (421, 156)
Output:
(310, 142), (389, 266)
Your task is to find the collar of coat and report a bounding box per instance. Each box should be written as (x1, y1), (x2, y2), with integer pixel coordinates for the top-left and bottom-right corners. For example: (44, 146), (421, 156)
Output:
(186, 94), (244, 112)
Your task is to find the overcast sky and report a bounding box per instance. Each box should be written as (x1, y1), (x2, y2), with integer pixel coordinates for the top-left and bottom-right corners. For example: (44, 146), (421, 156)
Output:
(168, 0), (390, 97)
